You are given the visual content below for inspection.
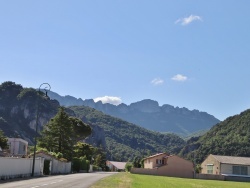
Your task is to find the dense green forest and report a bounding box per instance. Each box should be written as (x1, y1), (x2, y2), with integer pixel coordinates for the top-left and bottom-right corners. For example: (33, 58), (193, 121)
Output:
(180, 109), (250, 163)
(70, 106), (185, 161)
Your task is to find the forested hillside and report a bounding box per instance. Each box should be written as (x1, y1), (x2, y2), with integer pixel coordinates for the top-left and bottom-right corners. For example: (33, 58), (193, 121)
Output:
(180, 109), (250, 163)
(70, 106), (185, 161)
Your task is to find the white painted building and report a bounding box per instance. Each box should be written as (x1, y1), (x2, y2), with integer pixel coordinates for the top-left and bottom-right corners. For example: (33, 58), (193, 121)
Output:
(7, 138), (28, 156)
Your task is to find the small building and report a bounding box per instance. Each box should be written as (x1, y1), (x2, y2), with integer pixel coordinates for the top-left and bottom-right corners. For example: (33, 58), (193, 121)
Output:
(131, 153), (194, 178)
(106, 161), (127, 171)
(201, 154), (250, 177)
(144, 152), (169, 169)
(7, 138), (28, 156)
(34, 151), (72, 175)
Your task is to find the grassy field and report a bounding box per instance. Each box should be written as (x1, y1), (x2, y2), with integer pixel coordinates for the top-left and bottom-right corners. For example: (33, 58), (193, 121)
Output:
(91, 172), (250, 188)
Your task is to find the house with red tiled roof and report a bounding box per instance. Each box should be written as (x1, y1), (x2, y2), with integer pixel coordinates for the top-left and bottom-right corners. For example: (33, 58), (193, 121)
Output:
(131, 153), (194, 178)
(144, 152), (169, 169)
(201, 154), (250, 177)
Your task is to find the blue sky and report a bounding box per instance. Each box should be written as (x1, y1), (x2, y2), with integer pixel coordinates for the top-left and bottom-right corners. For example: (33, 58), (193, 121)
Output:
(1, 0), (250, 120)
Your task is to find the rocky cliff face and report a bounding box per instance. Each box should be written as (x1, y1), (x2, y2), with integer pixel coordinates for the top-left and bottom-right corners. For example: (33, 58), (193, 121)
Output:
(0, 82), (60, 144)
(0, 82), (107, 148)
(48, 91), (220, 136)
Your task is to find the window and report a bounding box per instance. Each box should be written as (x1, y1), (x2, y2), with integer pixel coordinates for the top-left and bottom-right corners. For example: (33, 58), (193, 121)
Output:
(156, 159), (162, 164)
(233, 166), (248, 175)
(207, 165), (213, 174)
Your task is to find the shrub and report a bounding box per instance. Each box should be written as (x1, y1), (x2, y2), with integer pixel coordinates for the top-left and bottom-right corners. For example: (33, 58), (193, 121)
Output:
(125, 162), (133, 172)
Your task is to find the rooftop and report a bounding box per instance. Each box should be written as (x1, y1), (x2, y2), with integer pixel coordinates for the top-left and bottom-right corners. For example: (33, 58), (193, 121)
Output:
(143, 152), (168, 160)
(108, 161), (127, 169)
(212, 155), (250, 165)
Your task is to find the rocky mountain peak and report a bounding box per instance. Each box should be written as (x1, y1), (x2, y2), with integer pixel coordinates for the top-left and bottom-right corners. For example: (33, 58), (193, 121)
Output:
(130, 99), (160, 113)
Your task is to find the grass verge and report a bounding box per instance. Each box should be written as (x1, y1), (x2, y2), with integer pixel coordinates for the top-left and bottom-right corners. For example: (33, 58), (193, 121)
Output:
(91, 172), (250, 188)
(91, 172), (132, 188)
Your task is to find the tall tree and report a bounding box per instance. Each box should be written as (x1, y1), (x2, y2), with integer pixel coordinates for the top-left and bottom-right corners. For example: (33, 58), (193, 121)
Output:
(0, 129), (8, 150)
(38, 107), (91, 160)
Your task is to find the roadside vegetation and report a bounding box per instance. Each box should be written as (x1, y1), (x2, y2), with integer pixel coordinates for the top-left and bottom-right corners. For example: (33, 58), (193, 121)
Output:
(91, 173), (250, 188)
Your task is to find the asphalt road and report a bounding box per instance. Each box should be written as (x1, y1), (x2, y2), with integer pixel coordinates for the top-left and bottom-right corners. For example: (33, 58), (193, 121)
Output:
(0, 172), (117, 188)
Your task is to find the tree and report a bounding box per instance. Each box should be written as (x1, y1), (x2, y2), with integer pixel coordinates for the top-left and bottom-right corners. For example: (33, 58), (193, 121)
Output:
(0, 81), (22, 103)
(132, 156), (142, 168)
(69, 117), (92, 142)
(74, 142), (94, 160)
(0, 129), (8, 150)
(92, 147), (107, 170)
(38, 107), (91, 160)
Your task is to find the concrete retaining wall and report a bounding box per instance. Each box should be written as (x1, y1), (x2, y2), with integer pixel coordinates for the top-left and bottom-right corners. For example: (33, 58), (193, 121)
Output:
(0, 157), (44, 179)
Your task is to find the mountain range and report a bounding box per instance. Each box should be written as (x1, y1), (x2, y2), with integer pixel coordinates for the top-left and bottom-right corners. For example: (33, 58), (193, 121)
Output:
(48, 91), (220, 136)
(2, 81), (250, 163)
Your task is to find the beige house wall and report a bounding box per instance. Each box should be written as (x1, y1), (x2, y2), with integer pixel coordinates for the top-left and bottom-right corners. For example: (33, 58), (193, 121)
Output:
(201, 155), (220, 175)
(221, 164), (233, 174)
(144, 153), (167, 169)
(134, 155), (194, 178)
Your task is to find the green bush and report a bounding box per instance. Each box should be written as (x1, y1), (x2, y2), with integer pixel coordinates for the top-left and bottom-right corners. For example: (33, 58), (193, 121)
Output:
(72, 158), (81, 172)
(93, 165), (102, 171)
(72, 157), (90, 172)
(125, 162), (133, 172)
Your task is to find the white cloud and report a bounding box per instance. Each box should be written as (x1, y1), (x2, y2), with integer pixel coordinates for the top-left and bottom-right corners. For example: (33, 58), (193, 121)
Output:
(94, 96), (122, 105)
(175, 15), (202, 26)
(171, 74), (188, 81)
(151, 78), (164, 85)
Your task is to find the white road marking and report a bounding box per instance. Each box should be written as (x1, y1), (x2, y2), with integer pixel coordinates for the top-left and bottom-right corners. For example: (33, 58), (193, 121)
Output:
(30, 180), (63, 188)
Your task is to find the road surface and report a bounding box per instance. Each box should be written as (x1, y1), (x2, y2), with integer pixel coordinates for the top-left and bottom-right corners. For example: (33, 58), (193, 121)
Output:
(0, 172), (117, 188)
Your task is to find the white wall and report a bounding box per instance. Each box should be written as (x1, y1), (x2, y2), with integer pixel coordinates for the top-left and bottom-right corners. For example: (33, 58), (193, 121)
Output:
(51, 158), (71, 174)
(35, 152), (72, 174)
(0, 157), (44, 179)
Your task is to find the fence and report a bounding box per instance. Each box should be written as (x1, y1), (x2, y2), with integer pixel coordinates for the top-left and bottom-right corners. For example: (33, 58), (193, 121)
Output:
(131, 167), (193, 178)
(195, 173), (225, 181)
(0, 157), (44, 179)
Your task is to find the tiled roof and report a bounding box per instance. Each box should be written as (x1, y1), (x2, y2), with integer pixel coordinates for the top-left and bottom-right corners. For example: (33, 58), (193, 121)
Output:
(108, 161), (127, 169)
(212, 155), (250, 165)
(143, 152), (168, 160)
